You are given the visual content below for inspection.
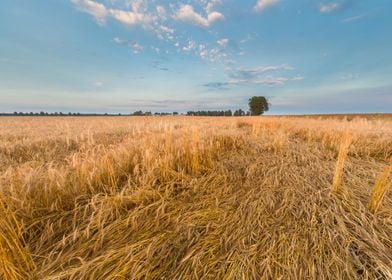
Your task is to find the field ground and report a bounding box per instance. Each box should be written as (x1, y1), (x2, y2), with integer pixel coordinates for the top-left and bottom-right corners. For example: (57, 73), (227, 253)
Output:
(0, 115), (391, 279)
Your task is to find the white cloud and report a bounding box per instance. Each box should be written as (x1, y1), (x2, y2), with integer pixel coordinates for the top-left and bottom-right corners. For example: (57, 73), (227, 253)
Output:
(254, 0), (279, 12)
(113, 37), (126, 44)
(174, 4), (224, 27)
(129, 0), (144, 13)
(206, 0), (222, 13)
(208, 11), (225, 24)
(71, 0), (163, 27)
(131, 42), (143, 53)
(71, 1), (229, 61)
(159, 25), (174, 35)
(71, 0), (108, 24)
(156, 5), (167, 19)
(198, 46), (228, 62)
(319, 3), (340, 13)
(71, 0), (177, 46)
(156, 27), (175, 41)
(183, 40), (196, 52)
(217, 38), (229, 47)
(109, 8), (153, 26)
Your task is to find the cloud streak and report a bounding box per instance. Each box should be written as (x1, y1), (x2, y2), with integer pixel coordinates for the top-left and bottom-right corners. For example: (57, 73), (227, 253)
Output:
(341, 14), (365, 23)
(203, 82), (231, 91)
(228, 76), (303, 86)
(113, 37), (143, 53)
(229, 64), (294, 80)
(204, 64), (304, 90)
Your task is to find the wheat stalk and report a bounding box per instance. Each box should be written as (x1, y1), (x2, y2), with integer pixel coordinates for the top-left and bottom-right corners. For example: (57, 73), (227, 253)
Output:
(368, 165), (392, 213)
(331, 132), (352, 193)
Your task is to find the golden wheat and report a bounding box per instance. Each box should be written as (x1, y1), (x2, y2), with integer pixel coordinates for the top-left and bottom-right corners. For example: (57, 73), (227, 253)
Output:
(331, 132), (352, 194)
(0, 115), (391, 279)
(368, 164), (392, 213)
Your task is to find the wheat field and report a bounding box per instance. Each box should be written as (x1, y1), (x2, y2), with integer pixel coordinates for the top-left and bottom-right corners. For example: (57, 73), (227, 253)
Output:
(0, 115), (391, 279)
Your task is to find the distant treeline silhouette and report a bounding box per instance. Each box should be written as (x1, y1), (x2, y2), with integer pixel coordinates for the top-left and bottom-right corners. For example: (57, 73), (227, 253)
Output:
(0, 109), (250, 117)
(0, 111), (174, 116)
(0, 96), (271, 117)
(186, 109), (249, 116)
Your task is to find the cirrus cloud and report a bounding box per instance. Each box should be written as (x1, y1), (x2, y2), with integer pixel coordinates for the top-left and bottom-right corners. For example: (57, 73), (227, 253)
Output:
(204, 64), (304, 90)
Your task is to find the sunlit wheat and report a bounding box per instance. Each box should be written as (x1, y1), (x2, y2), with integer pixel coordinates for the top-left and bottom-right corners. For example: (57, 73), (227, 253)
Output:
(0, 115), (391, 279)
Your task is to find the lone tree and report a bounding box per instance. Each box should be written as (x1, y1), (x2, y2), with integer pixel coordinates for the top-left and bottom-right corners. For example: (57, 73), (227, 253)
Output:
(248, 96), (269, 116)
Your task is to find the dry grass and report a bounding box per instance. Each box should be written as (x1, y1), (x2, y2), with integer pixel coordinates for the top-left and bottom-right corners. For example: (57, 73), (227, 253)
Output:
(0, 199), (37, 279)
(331, 132), (352, 194)
(0, 115), (391, 279)
(368, 164), (392, 213)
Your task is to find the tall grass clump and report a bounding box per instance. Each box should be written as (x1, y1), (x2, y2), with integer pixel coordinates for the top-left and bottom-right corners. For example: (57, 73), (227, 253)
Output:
(331, 132), (352, 193)
(0, 199), (36, 280)
(368, 164), (391, 213)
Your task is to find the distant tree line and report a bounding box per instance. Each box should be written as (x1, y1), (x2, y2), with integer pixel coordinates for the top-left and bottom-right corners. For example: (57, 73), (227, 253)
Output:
(0, 111), (181, 116)
(1, 110), (247, 117)
(1, 96), (270, 117)
(186, 110), (233, 116)
(0, 112), (83, 116)
(131, 111), (178, 116)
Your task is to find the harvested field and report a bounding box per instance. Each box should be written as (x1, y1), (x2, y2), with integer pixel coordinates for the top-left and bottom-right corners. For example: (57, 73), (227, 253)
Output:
(0, 116), (391, 279)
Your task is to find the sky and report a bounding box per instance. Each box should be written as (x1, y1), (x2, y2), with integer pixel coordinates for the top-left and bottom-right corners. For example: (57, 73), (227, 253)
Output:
(0, 0), (391, 114)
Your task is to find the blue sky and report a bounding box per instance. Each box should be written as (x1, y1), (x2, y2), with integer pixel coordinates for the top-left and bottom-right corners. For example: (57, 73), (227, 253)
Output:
(0, 0), (391, 114)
